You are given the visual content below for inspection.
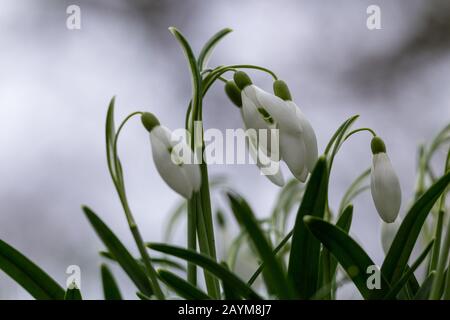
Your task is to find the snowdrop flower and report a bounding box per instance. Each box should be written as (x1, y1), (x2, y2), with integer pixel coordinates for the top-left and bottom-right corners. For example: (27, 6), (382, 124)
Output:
(141, 112), (201, 199)
(273, 80), (318, 176)
(225, 80), (285, 186)
(233, 71), (318, 182)
(381, 218), (401, 254)
(370, 137), (402, 223)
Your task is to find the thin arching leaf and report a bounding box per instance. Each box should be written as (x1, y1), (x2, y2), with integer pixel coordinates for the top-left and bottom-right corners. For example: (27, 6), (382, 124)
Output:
(148, 243), (262, 300)
(158, 269), (211, 300)
(383, 240), (434, 300)
(105, 97), (117, 180)
(288, 156), (329, 299)
(381, 172), (450, 284)
(101, 264), (122, 300)
(414, 272), (435, 300)
(83, 206), (154, 297)
(304, 216), (391, 299)
(100, 251), (186, 272)
(0, 239), (65, 300)
(227, 193), (295, 299)
(198, 28), (233, 71)
(329, 204), (354, 280)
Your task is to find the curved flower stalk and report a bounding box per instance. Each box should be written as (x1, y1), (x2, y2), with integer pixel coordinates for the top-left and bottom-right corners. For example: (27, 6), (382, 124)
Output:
(232, 71), (318, 183)
(141, 112), (201, 199)
(370, 136), (402, 223)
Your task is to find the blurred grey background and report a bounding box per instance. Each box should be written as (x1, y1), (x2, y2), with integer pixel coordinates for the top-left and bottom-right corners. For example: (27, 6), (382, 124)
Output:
(1, 0), (449, 299)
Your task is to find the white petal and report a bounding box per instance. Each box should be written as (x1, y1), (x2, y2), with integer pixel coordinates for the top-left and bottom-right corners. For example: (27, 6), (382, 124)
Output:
(370, 153), (402, 223)
(287, 101), (318, 172)
(253, 86), (302, 134)
(241, 93), (275, 156)
(279, 131), (306, 180)
(150, 126), (195, 198)
(241, 88), (271, 132)
(381, 218), (401, 254)
(247, 122), (285, 187)
(298, 166), (309, 183)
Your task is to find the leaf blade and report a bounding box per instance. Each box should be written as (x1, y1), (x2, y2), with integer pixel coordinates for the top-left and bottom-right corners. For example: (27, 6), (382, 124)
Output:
(227, 193), (295, 299)
(381, 172), (450, 284)
(101, 264), (122, 300)
(158, 269), (211, 300)
(148, 243), (262, 300)
(304, 216), (391, 299)
(83, 206), (154, 297)
(0, 239), (65, 300)
(198, 28), (233, 71)
(287, 156), (329, 298)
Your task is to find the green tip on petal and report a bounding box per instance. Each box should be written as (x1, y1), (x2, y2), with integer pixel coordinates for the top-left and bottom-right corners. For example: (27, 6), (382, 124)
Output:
(273, 80), (292, 101)
(233, 71), (252, 90)
(224, 81), (242, 108)
(371, 136), (386, 154)
(141, 112), (160, 132)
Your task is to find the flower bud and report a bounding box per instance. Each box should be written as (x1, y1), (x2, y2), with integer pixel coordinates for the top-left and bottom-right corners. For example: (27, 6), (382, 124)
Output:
(371, 136), (386, 154)
(370, 138), (401, 223)
(141, 112), (160, 133)
(233, 71), (252, 90)
(224, 80), (242, 108)
(273, 80), (292, 101)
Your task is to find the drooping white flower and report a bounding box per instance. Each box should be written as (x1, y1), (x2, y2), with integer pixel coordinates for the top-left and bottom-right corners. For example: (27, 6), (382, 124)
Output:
(234, 72), (318, 182)
(381, 218), (401, 254)
(370, 137), (402, 223)
(141, 112), (201, 199)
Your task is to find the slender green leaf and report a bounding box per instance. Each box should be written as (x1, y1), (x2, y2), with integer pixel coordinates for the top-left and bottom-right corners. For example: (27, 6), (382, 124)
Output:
(324, 115), (359, 158)
(83, 206), (154, 297)
(288, 156), (329, 298)
(105, 97), (118, 180)
(247, 229), (293, 286)
(414, 272), (435, 300)
(221, 262), (241, 300)
(0, 239), (64, 300)
(100, 251), (186, 272)
(228, 193), (295, 299)
(383, 240), (434, 300)
(101, 264), (122, 300)
(158, 269), (211, 300)
(329, 204), (354, 281)
(136, 291), (152, 300)
(64, 286), (82, 300)
(304, 216), (391, 299)
(148, 243), (262, 300)
(198, 28), (233, 71)
(168, 27), (202, 121)
(320, 205), (353, 300)
(382, 172), (450, 284)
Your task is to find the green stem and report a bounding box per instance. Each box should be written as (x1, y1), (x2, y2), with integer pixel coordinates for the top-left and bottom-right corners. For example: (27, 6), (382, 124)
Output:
(430, 215), (450, 299)
(195, 194), (220, 298)
(343, 127), (376, 141)
(170, 27), (221, 296)
(430, 149), (450, 270)
(111, 112), (165, 299)
(429, 210), (444, 272)
(186, 198), (197, 285)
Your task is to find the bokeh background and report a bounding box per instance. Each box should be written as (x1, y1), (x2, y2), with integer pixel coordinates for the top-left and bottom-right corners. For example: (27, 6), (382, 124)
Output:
(1, 0), (449, 299)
